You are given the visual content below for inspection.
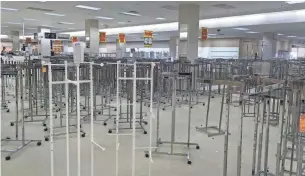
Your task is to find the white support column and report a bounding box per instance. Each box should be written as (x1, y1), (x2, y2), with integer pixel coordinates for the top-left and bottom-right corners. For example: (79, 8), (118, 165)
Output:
(38, 27), (51, 56)
(178, 3), (199, 63)
(169, 36), (178, 61)
(116, 39), (125, 59)
(9, 31), (20, 51)
(262, 32), (277, 60)
(85, 19), (99, 54)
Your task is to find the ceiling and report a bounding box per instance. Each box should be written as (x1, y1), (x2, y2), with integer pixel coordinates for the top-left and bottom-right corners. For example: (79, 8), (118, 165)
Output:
(1, 1), (305, 36)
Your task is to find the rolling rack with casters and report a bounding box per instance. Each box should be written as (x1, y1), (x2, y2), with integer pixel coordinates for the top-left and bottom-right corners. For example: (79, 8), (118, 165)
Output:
(1, 63), (42, 161)
(145, 70), (200, 165)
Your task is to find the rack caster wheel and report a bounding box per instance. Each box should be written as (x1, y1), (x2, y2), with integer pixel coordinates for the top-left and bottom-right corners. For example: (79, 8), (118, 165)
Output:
(148, 105), (150, 107)
(81, 133), (86, 137)
(108, 130), (112, 134)
(7, 109), (10, 113)
(239, 101), (242, 105)
(63, 104), (66, 106)
(145, 153), (149, 158)
(187, 160), (192, 165)
(45, 137), (49, 141)
(24, 115), (28, 118)
(196, 145), (200, 149)
(8, 101), (11, 103)
(203, 103), (205, 106)
(44, 128), (48, 132)
(110, 99), (113, 102)
(98, 112), (101, 115)
(162, 108), (165, 111)
(211, 96), (214, 98)
(177, 99), (180, 102)
(144, 122), (148, 125)
(144, 131), (147, 134)
(280, 100), (284, 105)
(55, 104), (57, 107)
(43, 123), (46, 127)
(54, 115), (57, 119)
(136, 100), (138, 102)
(252, 170), (255, 175)
(5, 156), (11, 161)
(83, 107), (86, 110)
(37, 141), (42, 146)
(267, 100), (270, 104)
(40, 106), (44, 108)
(4, 105), (7, 108)
(114, 108), (117, 111)
(190, 106), (193, 109)
(6, 137), (10, 140)
(103, 122), (107, 126)
(10, 122), (14, 126)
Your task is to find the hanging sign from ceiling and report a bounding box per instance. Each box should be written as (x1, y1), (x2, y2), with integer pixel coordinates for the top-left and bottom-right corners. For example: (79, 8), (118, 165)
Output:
(300, 114), (305, 133)
(144, 30), (153, 48)
(25, 37), (32, 43)
(72, 36), (78, 43)
(99, 32), (106, 43)
(201, 27), (208, 40)
(118, 33), (126, 44)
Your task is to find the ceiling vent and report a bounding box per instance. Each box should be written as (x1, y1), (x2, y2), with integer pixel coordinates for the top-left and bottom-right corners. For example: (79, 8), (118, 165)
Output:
(212, 4), (236, 10)
(27, 7), (54, 12)
(161, 5), (178, 11)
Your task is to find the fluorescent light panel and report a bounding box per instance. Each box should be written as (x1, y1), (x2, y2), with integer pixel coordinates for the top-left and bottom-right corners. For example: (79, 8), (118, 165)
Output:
(59, 22), (74, 24)
(278, 33), (284, 35)
(95, 16), (114, 20)
(75, 5), (101, 11)
(120, 12), (141, 16)
(6, 22), (22, 25)
(208, 34), (217, 36)
(246, 31), (259, 33)
(45, 12), (65, 17)
(156, 17), (166, 20)
(287, 35), (296, 37)
(26, 28), (37, 29)
(286, 1), (305, 4)
(234, 27), (250, 31)
(2, 26), (9, 28)
(1, 7), (19, 11)
(23, 18), (38, 21)
(118, 22), (126, 24)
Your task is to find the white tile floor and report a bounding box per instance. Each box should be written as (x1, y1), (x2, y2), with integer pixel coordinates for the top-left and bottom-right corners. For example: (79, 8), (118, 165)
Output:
(1, 94), (286, 176)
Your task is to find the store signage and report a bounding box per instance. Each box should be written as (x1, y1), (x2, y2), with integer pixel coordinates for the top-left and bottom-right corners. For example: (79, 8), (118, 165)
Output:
(118, 33), (126, 44)
(201, 27), (208, 40)
(99, 32), (106, 43)
(144, 30), (153, 48)
(44, 32), (57, 39)
(300, 114), (305, 133)
(72, 36), (78, 43)
(57, 34), (70, 40)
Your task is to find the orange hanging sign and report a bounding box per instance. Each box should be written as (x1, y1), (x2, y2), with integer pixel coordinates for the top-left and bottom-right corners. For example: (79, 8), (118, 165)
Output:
(118, 33), (126, 44)
(144, 30), (153, 38)
(42, 66), (47, 73)
(99, 32), (106, 43)
(72, 36), (78, 43)
(201, 27), (208, 40)
(300, 114), (305, 133)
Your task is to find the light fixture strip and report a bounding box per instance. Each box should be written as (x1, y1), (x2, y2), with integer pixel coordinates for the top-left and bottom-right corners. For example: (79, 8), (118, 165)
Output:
(75, 5), (101, 11)
(120, 12), (141, 16)
(95, 16), (114, 20)
(1, 7), (19, 11)
(45, 12), (65, 17)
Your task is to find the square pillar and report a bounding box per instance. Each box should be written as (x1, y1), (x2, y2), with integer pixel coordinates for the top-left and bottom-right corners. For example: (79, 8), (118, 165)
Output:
(169, 36), (178, 61)
(9, 31), (20, 51)
(38, 27), (51, 56)
(262, 32), (277, 60)
(85, 19), (99, 54)
(178, 4), (200, 63)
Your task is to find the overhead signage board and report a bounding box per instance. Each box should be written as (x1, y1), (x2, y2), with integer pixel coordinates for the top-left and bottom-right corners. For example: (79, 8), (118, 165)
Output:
(118, 33), (126, 44)
(99, 32), (106, 43)
(57, 34), (70, 40)
(201, 27), (208, 40)
(300, 114), (305, 133)
(44, 32), (56, 39)
(144, 30), (153, 48)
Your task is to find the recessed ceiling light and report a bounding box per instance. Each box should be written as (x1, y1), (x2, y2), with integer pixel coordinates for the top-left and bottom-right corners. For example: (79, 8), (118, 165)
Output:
(59, 22), (74, 25)
(233, 27), (249, 31)
(68, 28), (76, 30)
(45, 12), (65, 17)
(119, 11), (141, 17)
(6, 22), (22, 25)
(26, 28), (37, 30)
(156, 17), (166, 20)
(286, 1), (305, 4)
(208, 34), (217, 36)
(75, 5), (101, 11)
(278, 33), (284, 35)
(287, 35), (297, 37)
(23, 18), (38, 21)
(118, 22), (126, 24)
(246, 31), (259, 34)
(95, 16), (114, 20)
(41, 25), (55, 28)
(1, 7), (19, 11)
